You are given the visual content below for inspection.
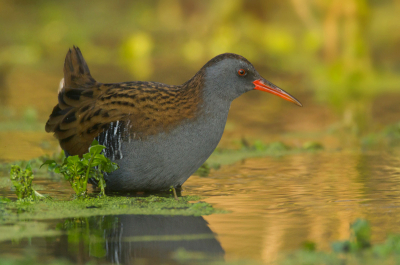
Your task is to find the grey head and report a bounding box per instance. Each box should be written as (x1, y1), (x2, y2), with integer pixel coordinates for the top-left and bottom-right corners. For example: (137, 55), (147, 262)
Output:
(199, 53), (302, 106)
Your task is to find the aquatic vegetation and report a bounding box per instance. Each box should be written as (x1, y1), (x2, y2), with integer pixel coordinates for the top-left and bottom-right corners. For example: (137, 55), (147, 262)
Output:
(279, 219), (400, 265)
(331, 219), (371, 253)
(0, 193), (223, 249)
(0, 196), (223, 226)
(42, 140), (118, 198)
(206, 140), (320, 167)
(10, 163), (44, 201)
(361, 121), (400, 150)
(241, 139), (291, 153)
(249, 140), (290, 152)
(302, 141), (324, 151)
(0, 196), (10, 203)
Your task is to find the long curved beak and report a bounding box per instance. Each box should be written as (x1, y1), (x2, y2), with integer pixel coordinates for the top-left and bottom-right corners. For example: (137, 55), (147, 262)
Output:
(253, 78), (302, 107)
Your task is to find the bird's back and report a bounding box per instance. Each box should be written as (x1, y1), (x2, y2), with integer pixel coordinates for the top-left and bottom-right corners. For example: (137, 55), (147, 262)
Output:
(46, 47), (204, 157)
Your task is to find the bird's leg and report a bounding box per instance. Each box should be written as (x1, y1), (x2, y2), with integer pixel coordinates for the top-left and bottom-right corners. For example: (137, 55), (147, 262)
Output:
(170, 186), (179, 200)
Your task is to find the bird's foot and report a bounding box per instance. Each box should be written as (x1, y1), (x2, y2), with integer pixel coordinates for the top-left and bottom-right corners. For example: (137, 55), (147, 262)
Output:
(170, 186), (179, 200)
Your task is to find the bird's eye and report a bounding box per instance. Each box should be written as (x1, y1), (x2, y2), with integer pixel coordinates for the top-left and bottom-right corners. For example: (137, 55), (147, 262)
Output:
(237, 69), (247, 76)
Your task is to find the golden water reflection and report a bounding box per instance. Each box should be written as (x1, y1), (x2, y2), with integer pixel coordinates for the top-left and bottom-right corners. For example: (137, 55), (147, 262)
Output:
(184, 151), (400, 263)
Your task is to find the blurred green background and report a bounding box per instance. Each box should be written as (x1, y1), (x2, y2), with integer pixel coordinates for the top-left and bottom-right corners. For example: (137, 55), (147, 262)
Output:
(0, 0), (400, 161)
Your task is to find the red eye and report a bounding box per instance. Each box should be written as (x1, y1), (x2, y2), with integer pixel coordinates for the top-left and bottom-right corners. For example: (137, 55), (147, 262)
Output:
(238, 69), (246, 76)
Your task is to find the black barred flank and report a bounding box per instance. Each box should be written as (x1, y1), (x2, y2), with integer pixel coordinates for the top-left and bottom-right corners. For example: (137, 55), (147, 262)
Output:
(96, 121), (126, 160)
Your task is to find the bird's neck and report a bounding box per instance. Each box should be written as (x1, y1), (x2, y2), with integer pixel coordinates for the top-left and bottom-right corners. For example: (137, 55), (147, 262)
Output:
(182, 71), (232, 120)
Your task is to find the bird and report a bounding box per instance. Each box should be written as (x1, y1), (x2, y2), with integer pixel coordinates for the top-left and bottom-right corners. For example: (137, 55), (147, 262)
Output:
(45, 46), (302, 192)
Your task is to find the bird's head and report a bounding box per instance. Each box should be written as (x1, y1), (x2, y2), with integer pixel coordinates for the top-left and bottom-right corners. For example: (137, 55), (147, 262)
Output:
(201, 53), (302, 106)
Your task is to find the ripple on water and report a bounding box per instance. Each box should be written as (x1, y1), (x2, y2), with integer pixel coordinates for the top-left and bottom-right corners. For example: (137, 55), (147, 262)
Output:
(2, 150), (400, 264)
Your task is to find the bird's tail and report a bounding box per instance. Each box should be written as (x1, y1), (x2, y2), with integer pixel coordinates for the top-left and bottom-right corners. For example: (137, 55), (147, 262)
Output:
(63, 46), (96, 89)
(45, 46), (98, 155)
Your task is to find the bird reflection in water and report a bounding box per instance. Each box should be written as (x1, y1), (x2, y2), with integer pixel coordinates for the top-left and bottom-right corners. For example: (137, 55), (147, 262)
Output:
(54, 214), (224, 264)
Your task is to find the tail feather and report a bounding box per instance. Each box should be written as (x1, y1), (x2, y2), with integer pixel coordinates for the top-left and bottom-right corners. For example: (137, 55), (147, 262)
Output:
(63, 46), (95, 88)
(45, 46), (99, 155)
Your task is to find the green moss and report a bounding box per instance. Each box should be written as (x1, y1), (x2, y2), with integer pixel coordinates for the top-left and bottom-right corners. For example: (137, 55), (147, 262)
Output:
(0, 195), (224, 244)
(0, 195), (224, 226)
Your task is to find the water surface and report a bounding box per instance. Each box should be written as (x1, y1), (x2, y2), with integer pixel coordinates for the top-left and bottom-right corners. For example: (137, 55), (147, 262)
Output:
(1, 150), (400, 264)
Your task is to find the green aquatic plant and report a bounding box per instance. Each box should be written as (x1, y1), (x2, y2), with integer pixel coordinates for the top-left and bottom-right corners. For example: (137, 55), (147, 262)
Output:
(302, 141), (324, 151)
(41, 140), (118, 198)
(10, 163), (44, 201)
(0, 196), (11, 203)
(331, 219), (371, 253)
(280, 219), (400, 264)
(243, 139), (290, 153)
